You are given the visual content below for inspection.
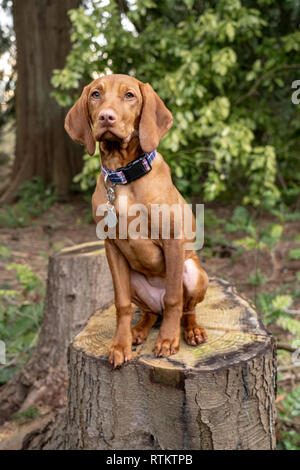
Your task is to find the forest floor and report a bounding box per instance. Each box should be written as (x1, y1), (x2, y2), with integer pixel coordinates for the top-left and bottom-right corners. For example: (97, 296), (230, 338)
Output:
(0, 195), (299, 449)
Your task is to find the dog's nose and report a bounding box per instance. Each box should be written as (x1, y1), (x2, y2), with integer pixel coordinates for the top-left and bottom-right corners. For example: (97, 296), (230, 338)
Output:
(99, 109), (117, 126)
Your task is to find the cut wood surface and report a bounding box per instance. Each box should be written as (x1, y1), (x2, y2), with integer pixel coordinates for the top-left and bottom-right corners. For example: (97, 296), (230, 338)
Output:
(74, 278), (269, 372)
(62, 277), (276, 450)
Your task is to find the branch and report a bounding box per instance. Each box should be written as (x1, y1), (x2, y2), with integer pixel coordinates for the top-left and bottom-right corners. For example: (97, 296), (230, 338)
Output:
(236, 64), (300, 105)
(277, 343), (297, 353)
(114, 0), (143, 33)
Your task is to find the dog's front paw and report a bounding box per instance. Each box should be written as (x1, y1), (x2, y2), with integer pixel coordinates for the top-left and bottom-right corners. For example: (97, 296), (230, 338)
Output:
(109, 342), (133, 368)
(153, 334), (180, 358)
(184, 325), (207, 346)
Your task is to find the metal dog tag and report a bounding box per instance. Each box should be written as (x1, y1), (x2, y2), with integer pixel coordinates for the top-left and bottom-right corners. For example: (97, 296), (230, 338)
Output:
(104, 209), (117, 228)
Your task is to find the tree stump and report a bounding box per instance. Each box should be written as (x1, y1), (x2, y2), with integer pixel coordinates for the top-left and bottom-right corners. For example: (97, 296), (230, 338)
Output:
(64, 278), (276, 450)
(0, 241), (113, 423)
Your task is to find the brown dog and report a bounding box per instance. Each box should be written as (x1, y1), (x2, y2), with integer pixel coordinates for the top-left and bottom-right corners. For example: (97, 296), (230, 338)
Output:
(65, 74), (208, 367)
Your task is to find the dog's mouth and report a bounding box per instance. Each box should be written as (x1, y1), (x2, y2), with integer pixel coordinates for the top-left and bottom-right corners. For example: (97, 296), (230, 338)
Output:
(94, 127), (138, 146)
(94, 126), (122, 142)
(98, 130), (121, 142)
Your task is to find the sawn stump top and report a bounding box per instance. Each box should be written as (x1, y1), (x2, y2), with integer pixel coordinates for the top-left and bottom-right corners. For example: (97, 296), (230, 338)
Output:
(73, 278), (272, 373)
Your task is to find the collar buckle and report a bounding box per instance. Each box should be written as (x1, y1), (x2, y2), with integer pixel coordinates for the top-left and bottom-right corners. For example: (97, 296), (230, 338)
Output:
(119, 156), (152, 184)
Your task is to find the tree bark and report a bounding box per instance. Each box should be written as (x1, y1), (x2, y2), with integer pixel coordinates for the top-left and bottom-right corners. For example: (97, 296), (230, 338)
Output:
(24, 278), (277, 450)
(1, 0), (83, 203)
(0, 241), (113, 424)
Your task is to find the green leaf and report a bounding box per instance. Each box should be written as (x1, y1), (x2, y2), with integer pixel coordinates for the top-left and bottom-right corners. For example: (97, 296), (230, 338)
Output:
(233, 236), (257, 251)
(183, 0), (194, 8)
(270, 224), (283, 240)
(0, 246), (12, 259)
(277, 316), (300, 336)
(289, 249), (300, 260)
(272, 295), (293, 311)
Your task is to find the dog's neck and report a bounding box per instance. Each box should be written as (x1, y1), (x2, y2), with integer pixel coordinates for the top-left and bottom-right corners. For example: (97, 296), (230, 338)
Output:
(99, 136), (143, 171)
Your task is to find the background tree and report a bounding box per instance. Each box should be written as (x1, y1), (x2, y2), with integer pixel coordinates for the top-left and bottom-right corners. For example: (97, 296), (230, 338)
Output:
(0, 0), (14, 129)
(1, 0), (83, 204)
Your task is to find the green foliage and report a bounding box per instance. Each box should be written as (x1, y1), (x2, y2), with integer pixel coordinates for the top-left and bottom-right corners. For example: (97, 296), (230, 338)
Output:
(52, 0), (300, 206)
(12, 406), (40, 424)
(6, 263), (44, 294)
(0, 245), (12, 259)
(257, 285), (300, 451)
(0, 177), (57, 228)
(208, 205), (300, 346)
(277, 386), (300, 450)
(272, 295), (293, 312)
(277, 316), (300, 337)
(0, 204), (31, 228)
(257, 290), (300, 334)
(0, 264), (44, 384)
(284, 211), (300, 222)
(225, 206), (255, 235)
(73, 149), (101, 192)
(288, 248), (300, 260)
(248, 268), (267, 286)
(202, 208), (231, 256)
(226, 206), (284, 253)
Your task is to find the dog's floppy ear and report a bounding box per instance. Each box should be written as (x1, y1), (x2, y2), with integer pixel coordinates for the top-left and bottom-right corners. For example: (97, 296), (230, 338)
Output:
(64, 85), (95, 156)
(138, 83), (173, 153)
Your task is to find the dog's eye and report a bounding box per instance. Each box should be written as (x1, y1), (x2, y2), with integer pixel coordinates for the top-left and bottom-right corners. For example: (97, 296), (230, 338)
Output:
(124, 92), (134, 99)
(91, 91), (101, 99)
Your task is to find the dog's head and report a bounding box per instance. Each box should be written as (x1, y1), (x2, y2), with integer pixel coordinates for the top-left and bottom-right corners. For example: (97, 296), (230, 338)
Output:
(64, 74), (173, 156)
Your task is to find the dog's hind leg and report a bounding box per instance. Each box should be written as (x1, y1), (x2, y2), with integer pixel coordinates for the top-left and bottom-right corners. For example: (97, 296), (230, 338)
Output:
(130, 270), (164, 344)
(131, 311), (158, 345)
(182, 255), (208, 346)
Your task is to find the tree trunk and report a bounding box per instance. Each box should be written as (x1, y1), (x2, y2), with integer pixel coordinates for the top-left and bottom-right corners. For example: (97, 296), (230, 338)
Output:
(1, 0), (83, 203)
(0, 242), (113, 424)
(24, 278), (277, 450)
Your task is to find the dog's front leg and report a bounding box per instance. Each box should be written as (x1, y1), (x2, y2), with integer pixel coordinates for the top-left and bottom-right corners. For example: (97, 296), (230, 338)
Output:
(154, 239), (184, 357)
(105, 239), (133, 368)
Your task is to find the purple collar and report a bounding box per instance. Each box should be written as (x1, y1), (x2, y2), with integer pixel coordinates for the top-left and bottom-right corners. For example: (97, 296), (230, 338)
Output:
(101, 150), (156, 185)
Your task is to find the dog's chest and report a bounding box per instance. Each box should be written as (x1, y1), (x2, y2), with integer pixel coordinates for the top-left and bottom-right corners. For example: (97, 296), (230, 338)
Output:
(115, 238), (165, 276)
(112, 188), (166, 235)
